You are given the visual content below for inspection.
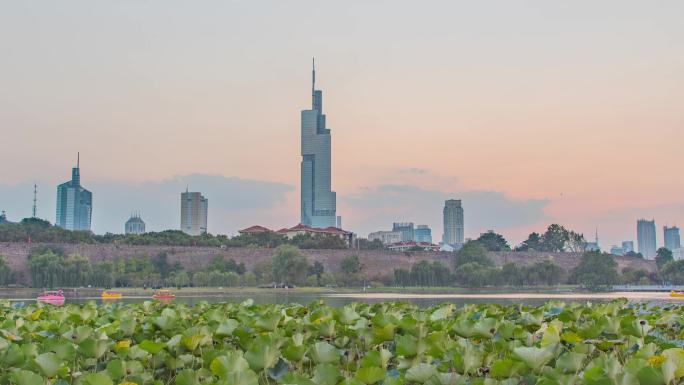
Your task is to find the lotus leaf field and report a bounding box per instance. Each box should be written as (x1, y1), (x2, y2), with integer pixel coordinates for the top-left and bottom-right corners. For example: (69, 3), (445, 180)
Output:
(2, 299), (684, 385)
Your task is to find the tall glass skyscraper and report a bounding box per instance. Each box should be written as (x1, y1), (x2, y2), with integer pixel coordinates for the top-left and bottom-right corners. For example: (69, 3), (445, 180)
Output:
(443, 199), (464, 245)
(637, 219), (657, 259)
(300, 60), (336, 228)
(56, 153), (92, 231)
(664, 226), (681, 251)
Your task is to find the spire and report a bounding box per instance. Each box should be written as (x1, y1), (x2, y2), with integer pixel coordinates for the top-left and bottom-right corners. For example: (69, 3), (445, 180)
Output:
(312, 57), (316, 108)
(77, 152), (80, 169)
(32, 183), (37, 218)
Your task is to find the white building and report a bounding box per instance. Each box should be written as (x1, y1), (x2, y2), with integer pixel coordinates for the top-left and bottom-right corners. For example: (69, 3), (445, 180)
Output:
(368, 230), (403, 245)
(673, 247), (684, 261)
(443, 199), (464, 246)
(181, 190), (208, 236)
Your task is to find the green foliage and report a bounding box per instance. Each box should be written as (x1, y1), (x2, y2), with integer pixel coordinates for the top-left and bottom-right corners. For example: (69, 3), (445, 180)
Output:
(476, 231), (511, 251)
(0, 299), (680, 384)
(454, 241), (493, 267)
(0, 255), (14, 286)
(660, 260), (684, 284)
(656, 247), (674, 270)
(290, 233), (348, 249)
(570, 251), (619, 290)
(517, 224), (586, 252)
(271, 245), (308, 285)
(357, 238), (385, 250)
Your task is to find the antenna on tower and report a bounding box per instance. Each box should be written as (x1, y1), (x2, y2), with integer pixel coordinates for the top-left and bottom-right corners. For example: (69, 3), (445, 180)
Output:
(32, 183), (37, 218)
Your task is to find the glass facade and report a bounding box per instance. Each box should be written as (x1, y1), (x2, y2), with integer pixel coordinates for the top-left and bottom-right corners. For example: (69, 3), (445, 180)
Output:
(415, 225), (432, 243)
(181, 191), (208, 235)
(55, 158), (92, 231)
(664, 226), (681, 251)
(301, 62), (337, 228)
(443, 199), (464, 245)
(637, 219), (657, 259)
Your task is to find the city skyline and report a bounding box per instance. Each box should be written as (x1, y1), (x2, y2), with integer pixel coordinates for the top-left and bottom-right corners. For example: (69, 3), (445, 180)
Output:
(1, 1), (683, 246)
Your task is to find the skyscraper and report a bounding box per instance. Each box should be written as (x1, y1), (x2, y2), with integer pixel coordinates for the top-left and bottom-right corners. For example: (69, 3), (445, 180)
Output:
(443, 199), (464, 245)
(664, 226), (681, 251)
(393, 222), (415, 242)
(125, 213), (146, 235)
(300, 59), (337, 228)
(637, 219), (657, 259)
(56, 154), (92, 231)
(415, 225), (432, 243)
(181, 190), (208, 236)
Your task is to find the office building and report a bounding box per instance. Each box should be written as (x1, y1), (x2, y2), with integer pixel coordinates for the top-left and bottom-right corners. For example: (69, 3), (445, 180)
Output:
(622, 241), (634, 254)
(392, 222), (415, 242)
(56, 154), (92, 231)
(443, 199), (464, 245)
(181, 190), (208, 236)
(125, 214), (146, 235)
(664, 226), (681, 251)
(637, 219), (657, 259)
(368, 230), (403, 245)
(673, 247), (684, 261)
(300, 60), (337, 228)
(610, 245), (625, 255)
(415, 225), (432, 243)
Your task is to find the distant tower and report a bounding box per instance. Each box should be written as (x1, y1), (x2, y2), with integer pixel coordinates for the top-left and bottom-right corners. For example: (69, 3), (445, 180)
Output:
(664, 226), (681, 251)
(181, 189), (208, 235)
(637, 219), (657, 259)
(32, 183), (37, 218)
(300, 59), (337, 228)
(443, 199), (464, 245)
(56, 153), (93, 231)
(125, 212), (146, 235)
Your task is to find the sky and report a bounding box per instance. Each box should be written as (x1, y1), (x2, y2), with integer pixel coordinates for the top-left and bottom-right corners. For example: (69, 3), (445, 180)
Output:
(1, 1), (683, 247)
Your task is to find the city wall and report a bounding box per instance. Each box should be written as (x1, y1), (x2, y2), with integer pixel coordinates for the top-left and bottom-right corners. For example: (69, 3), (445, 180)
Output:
(0, 242), (656, 284)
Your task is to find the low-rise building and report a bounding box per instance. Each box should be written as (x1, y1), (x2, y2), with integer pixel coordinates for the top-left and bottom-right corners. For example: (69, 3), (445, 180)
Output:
(387, 241), (440, 252)
(610, 245), (625, 255)
(238, 224), (355, 247)
(368, 230), (403, 245)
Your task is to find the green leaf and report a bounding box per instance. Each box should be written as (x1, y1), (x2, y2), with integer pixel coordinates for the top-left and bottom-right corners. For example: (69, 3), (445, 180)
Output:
(310, 341), (339, 364)
(244, 342), (280, 371)
(10, 370), (43, 385)
(215, 319), (239, 337)
(355, 366), (385, 384)
(210, 352), (251, 378)
(312, 363), (341, 385)
(513, 346), (555, 371)
(490, 359), (524, 378)
(81, 372), (114, 385)
(405, 363), (438, 384)
(555, 352), (585, 373)
(279, 372), (316, 385)
(34, 352), (63, 377)
(175, 369), (200, 385)
(105, 358), (125, 380)
(138, 340), (166, 354)
(79, 338), (109, 359)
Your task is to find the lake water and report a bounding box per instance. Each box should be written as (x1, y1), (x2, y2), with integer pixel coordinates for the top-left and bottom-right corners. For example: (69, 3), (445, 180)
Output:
(11, 290), (683, 307)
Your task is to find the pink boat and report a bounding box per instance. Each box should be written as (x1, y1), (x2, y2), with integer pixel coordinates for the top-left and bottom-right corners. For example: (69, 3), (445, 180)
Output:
(37, 290), (65, 306)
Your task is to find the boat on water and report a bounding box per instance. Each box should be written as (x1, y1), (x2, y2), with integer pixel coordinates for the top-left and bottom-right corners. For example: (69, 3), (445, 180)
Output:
(37, 290), (65, 305)
(101, 290), (122, 299)
(670, 290), (684, 298)
(152, 289), (176, 300)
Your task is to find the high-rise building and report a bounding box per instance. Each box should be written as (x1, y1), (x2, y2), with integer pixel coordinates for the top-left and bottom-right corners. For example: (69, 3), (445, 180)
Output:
(125, 213), (146, 235)
(622, 241), (634, 254)
(300, 60), (337, 229)
(664, 226), (681, 251)
(181, 190), (208, 236)
(392, 222), (415, 242)
(443, 199), (464, 245)
(56, 154), (92, 231)
(637, 219), (657, 259)
(415, 225), (432, 243)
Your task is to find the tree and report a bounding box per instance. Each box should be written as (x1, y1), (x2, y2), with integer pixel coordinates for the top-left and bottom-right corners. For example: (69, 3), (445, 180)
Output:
(454, 241), (493, 268)
(340, 255), (362, 275)
(253, 260), (273, 284)
(570, 252), (618, 290)
(308, 261), (325, 285)
(358, 238), (385, 250)
(92, 261), (116, 288)
(0, 255), (13, 286)
(656, 248), (674, 270)
(152, 252), (171, 279)
(174, 271), (190, 287)
(660, 260), (684, 285)
(625, 251), (644, 259)
(501, 263), (523, 286)
(63, 254), (92, 287)
(523, 260), (564, 286)
(517, 232), (542, 251)
(271, 245), (308, 285)
(243, 271), (257, 286)
(540, 224), (570, 252)
(454, 262), (497, 288)
(476, 231), (510, 251)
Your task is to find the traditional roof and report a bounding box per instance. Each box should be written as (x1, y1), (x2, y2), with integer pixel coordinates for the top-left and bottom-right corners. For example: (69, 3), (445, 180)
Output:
(238, 225), (273, 234)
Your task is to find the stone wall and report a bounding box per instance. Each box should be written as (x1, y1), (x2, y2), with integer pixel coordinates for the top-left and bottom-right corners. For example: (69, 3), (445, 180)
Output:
(0, 242), (656, 284)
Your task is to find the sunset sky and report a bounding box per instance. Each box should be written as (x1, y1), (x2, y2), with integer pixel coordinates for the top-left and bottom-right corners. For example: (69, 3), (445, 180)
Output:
(1, 1), (683, 247)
